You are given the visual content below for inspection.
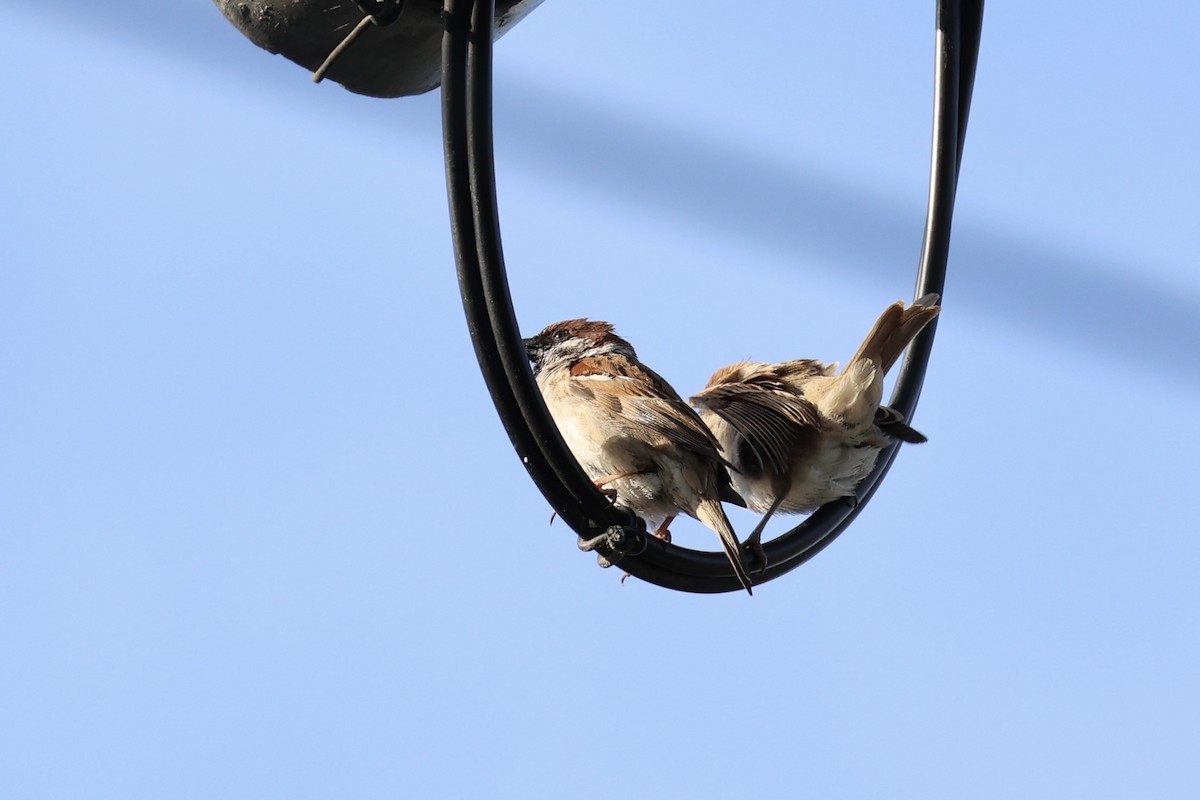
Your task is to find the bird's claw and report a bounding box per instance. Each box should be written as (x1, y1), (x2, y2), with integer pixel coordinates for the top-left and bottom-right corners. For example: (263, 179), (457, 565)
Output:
(745, 539), (768, 574)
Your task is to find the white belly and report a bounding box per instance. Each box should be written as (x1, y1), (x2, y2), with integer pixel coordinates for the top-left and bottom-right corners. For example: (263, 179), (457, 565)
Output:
(731, 440), (881, 515)
(540, 378), (678, 527)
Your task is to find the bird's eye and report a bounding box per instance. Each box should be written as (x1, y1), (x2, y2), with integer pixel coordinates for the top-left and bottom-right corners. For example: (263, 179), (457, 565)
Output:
(552, 329), (568, 343)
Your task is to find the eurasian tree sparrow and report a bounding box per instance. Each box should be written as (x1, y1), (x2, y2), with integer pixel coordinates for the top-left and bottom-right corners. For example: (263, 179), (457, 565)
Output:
(690, 294), (940, 570)
(524, 319), (754, 594)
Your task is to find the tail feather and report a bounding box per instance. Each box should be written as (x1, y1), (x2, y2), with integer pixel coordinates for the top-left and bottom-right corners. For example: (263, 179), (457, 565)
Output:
(695, 497), (754, 595)
(881, 293), (941, 373)
(844, 301), (905, 378)
(847, 295), (942, 377)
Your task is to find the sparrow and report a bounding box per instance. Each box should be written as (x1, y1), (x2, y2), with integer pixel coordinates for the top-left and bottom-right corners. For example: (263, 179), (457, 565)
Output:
(690, 294), (940, 570)
(524, 319), (755, 594)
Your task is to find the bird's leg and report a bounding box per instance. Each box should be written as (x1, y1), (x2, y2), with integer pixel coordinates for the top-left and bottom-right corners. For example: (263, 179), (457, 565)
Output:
(651, 514), (675, 544)
(590, 469), (647, 503)
(585, 470), (653, 582)
(551, 469), (646, 525)
(744, 483), (789, 574)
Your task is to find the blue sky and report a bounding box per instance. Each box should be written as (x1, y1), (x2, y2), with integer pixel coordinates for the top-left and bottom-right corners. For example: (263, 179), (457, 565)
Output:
(3, 2), (1198, 797)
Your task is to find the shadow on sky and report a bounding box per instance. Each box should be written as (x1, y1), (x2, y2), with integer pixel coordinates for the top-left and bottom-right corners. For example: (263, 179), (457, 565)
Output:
(30, 1), (1200, 387)
(493, 83), (1200, 388)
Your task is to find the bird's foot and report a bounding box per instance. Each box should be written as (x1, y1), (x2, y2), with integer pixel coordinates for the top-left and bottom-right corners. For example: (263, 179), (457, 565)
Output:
(650, 514), (676, 544)
(745, 537), (768, 574)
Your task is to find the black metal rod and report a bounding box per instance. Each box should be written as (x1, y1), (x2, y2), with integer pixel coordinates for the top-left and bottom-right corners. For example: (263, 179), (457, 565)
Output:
(440, 0), (984, 593)
(442, 0), (600, 534)
(444, 0), (744, 587)
(744, 0), (985, 590)
(461, 0), (623, 524)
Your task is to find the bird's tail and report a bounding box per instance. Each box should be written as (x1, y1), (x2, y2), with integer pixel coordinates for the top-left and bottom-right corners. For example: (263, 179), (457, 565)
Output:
(695, 497), (754, 595)
(846, 293), (941, 377)
(823, 294), (940, 430)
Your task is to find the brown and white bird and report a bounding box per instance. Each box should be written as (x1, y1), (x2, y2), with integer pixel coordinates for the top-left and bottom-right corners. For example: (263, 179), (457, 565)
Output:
(690, 294), (940, 570)
(524, 318), (754, 594)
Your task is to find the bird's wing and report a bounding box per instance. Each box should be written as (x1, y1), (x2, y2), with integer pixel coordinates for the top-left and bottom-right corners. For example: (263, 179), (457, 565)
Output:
(691, 376), (823, 476)
(569, 354), (728, 465)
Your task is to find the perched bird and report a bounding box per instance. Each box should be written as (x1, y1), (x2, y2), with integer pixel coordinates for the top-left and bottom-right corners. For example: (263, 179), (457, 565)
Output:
(524, 319), (754, 594)
(690, 294), (940, 570)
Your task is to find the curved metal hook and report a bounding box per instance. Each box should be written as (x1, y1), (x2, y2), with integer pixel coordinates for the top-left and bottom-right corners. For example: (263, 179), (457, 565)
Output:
(441, 0), (985, 593)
